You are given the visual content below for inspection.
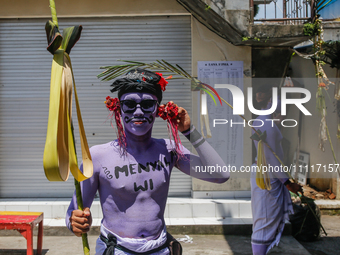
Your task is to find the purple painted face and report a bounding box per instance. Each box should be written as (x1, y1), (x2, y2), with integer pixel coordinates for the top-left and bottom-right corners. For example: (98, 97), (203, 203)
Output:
(120, 92), (158, 137)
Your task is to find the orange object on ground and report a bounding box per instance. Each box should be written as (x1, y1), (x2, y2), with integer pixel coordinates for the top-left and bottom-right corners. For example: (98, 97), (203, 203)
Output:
(0, 211), (43, 255)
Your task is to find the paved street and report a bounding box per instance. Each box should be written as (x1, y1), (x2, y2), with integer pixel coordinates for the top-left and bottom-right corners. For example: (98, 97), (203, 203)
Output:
(0, 215), (339, 255)
(0, 235), (309, 255)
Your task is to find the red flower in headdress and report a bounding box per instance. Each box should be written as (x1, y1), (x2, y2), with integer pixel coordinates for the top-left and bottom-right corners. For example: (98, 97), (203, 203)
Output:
(105, 96), (120, 112)
(156, 72), (172, 91)
(105, 96), (126, 154)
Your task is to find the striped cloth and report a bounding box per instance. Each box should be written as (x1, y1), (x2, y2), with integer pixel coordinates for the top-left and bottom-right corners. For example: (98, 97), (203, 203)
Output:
(251, 165), (293, 254)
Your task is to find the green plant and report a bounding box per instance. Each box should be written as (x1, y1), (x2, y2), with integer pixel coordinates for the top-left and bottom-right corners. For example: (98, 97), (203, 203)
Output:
(296, 0), (338, 164)
(303, 23), (317, 36)
(242, 36), (261, 42)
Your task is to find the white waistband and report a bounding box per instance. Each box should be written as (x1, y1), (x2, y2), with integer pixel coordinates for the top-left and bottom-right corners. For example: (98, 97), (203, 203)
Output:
(100, 224), (168, 254)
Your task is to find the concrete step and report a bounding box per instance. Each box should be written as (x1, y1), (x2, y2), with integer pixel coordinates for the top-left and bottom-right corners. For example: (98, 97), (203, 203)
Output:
(0, 197), (297, 236)
(0, 197), (252, 219)
(0, 216), (292, 236)
(2, 197), (338, 220)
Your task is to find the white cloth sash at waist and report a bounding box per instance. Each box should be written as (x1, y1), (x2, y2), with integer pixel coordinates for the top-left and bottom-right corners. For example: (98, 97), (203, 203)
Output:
(96, 224), (169, 255)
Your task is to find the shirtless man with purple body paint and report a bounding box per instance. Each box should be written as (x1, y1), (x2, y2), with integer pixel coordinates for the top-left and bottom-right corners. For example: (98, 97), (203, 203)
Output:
(66, 69), (230, 254)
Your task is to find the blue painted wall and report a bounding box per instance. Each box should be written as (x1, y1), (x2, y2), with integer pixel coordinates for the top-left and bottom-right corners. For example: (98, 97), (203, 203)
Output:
(319, 0), (340, 19)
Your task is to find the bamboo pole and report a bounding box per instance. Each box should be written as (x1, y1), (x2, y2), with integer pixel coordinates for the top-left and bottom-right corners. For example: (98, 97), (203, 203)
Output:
(48, 0), (90, 254)
(72, 126), (90, 255)
(49, 0), (58, 28)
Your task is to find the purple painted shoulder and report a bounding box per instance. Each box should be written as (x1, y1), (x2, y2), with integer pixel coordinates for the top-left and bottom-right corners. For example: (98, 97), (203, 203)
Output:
(88, 141), (120, 168)
(162, 138), (190, 155)
(162, 139), (175, 151)
(90, 141), (119, 154)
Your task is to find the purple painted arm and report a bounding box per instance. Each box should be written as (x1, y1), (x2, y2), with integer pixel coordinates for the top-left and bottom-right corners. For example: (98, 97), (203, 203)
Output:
(175, 125), (230, 183)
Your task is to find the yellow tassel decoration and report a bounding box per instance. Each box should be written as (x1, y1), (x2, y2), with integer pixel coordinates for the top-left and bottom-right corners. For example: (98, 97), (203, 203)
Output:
(256, 140), (272, 190)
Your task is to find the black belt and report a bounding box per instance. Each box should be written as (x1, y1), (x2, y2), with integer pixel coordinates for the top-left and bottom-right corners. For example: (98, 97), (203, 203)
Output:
(100, 233), (170, 255)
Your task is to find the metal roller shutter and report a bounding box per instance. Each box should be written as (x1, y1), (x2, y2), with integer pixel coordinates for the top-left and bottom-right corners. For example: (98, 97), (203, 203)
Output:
(0, 16), (192, 198)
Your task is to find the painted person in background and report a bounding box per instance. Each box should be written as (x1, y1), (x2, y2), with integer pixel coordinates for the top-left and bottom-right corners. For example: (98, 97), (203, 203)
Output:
(251, 84), (302, 255)
(65, 68), (230, 255)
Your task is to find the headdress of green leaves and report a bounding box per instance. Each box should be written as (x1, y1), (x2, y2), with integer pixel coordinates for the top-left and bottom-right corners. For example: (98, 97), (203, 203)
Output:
(98, 59), (223, 106)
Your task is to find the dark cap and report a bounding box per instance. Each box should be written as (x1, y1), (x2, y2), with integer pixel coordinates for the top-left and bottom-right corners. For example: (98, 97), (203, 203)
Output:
(110, 68), (163, 103)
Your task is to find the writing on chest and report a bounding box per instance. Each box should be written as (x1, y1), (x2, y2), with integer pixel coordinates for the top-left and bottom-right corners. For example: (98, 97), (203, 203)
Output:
(101, 157), (171, 192)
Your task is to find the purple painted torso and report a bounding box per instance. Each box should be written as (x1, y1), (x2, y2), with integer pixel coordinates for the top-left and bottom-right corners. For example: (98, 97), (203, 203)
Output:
(70, 138), (183, 239)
